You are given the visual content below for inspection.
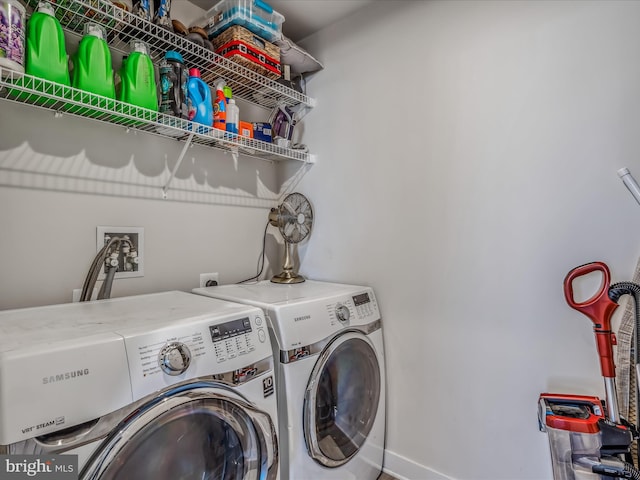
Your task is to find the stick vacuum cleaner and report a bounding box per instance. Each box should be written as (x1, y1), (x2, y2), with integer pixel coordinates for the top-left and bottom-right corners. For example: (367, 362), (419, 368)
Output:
(539, 262), (640, 479)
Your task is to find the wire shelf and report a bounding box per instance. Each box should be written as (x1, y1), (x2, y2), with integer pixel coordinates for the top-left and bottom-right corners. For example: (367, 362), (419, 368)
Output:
(20, 0), (315, 110)
(0, 67), (313, 163)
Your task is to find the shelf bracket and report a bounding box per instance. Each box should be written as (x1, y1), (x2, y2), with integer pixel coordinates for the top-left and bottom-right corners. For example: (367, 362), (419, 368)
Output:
(293, 103), (312, 122)
(231, 148), (239, 171)
(162, 132), (194, 199)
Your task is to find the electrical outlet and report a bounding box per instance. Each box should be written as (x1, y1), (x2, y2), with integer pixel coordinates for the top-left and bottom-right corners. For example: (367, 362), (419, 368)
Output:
(200, 272), (219, 288)
(96, 226), (144, 280)
(72, 288), (97, 302)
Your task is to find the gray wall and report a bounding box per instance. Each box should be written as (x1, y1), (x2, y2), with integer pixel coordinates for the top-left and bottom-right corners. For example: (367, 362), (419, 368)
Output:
(296, 1), (640, 478)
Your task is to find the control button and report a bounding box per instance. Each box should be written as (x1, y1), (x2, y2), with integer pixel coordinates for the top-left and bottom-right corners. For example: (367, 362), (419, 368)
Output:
(336, 304), (351, 323)
(226, 339), (237, 358)
(236, 337), (247, 353)
(255, 316), (263, 326)
(258, 329), (266, 342)
(158, 342), (191, 376)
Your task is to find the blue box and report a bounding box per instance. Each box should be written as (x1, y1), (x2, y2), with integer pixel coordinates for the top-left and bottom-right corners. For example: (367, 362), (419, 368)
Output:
(252, 122), (272, 142)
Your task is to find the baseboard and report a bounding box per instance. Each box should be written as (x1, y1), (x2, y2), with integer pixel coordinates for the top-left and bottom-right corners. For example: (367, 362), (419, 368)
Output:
(383, 449), (456, 480)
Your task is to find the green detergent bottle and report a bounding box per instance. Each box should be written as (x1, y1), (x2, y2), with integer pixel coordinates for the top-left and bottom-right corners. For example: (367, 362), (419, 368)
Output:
(117, 40), (157, 124)
(71, 22), (116, 117)
(26, 1), (70, 86)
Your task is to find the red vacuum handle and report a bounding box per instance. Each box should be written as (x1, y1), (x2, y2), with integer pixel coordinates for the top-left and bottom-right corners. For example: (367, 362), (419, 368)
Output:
(563, 262), (619, 378)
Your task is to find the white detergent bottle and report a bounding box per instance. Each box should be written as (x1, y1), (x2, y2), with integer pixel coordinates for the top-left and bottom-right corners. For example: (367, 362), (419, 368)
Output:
(226, 98), (239, 135)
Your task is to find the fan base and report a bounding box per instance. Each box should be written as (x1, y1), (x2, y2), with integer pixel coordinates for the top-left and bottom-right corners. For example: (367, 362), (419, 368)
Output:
(271, 271), (306, 284)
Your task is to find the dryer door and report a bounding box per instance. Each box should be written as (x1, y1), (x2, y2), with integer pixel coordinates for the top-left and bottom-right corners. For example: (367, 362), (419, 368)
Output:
(303, 331), (381, 468)
(81, 381), (277, 480)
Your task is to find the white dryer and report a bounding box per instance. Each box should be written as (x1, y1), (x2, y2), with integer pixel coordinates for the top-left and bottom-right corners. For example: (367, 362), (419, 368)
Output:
(0, 291), (279, 480)
(193, 280), (386, 480)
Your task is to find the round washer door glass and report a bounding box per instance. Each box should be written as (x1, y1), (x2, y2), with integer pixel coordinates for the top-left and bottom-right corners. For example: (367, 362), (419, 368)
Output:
(304, 332), (381, 467)
(82, 387), (275, 480)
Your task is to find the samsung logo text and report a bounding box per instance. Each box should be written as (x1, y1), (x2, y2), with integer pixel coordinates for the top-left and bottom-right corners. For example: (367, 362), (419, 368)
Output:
(42, 369), (90, 385)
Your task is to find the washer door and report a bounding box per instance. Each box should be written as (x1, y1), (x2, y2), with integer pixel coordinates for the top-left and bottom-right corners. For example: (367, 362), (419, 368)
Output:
(303, 331), (381, 468)
(81, 382), (277, 480)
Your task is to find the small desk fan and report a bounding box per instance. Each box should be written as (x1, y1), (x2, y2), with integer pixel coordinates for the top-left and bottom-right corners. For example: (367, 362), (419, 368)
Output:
(269, 192), (313, 284)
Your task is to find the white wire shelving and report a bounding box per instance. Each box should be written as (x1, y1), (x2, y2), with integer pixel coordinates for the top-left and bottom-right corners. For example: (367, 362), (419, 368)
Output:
(1, 0), (316, 170)
(20, 0), (315, 110)
(0, 67), (314, 166)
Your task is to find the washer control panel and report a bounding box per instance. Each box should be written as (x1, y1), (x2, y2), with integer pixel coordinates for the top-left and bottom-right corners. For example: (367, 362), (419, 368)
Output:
(125, 309), (269, 400)
(325, 290), (379, 327)
(274, 287), (380, 351)
(352, 291), (376, 318)
(209, 316), (266, 363)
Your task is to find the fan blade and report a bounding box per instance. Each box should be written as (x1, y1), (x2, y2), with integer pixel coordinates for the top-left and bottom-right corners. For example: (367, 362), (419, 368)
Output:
(286, 193), (305, 212)
(300, 201), (311, 216)
(283, 222), (296, 240)
(279, 202), (297, 223)
(297, 224), (309, 241)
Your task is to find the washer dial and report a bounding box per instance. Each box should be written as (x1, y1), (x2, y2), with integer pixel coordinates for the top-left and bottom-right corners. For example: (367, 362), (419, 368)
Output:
(159, 342), (191, 376)
(335, 304), (351, 323)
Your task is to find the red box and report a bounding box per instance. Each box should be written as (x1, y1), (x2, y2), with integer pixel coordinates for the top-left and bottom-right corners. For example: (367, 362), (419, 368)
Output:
(212, 25), (281, 79)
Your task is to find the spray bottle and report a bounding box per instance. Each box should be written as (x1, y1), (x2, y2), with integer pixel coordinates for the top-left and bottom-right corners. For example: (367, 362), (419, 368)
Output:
(212, 79), (226, 130)
(223, 85), (232, 103)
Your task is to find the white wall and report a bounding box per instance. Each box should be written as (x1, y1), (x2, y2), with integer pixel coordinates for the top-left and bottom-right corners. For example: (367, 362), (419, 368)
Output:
(295, 1), (640, 479)
(0, 103), (297, 310)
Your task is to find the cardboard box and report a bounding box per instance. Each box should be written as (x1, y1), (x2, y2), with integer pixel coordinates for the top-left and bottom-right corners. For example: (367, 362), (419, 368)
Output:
(239, 121), (253, 138)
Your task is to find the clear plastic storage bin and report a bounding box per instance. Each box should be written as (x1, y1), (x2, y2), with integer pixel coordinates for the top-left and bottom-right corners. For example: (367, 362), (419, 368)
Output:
(190, 0), (284, 43)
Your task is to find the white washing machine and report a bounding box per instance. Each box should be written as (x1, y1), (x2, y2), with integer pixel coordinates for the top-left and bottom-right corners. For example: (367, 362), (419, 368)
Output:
(193, 280), (386, 480)
(0, 291), (279, 480)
